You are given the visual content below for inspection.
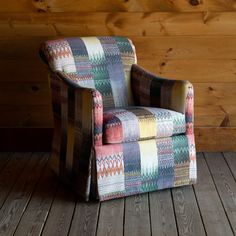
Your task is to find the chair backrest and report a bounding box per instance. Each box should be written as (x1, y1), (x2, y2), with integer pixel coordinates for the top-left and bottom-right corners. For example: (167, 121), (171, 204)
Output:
(40, 36), (137, 108)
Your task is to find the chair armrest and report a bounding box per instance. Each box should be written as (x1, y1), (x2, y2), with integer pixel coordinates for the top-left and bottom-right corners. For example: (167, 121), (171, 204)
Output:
(131, 64), (194, 134)
(56, 71), (103, 145)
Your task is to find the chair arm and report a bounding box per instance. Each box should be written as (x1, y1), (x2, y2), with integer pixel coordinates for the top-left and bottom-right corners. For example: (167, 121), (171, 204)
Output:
(131, 64), (194, 134)
(56, 71), (103, 145)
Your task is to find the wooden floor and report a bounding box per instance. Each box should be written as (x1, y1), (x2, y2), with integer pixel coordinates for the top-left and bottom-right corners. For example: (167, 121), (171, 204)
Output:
(0, 153), (236, 236)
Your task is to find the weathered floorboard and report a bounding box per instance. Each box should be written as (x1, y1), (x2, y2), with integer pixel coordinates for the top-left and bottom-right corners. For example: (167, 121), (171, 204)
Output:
(41, 185), (76, 236)
(224, 152), (236, 179)
(97, 198), (124, 236)
(0, 152), (32, 207)
(14, 163), (58, 236)
(0, 152), (235, 236)
(172, 186), (205, 236)
(205, 152), (236, 234)
(124, 194), (151, 236)
(149, 189), (178, 236)
(193, 153), (234, 236)
(69, 201), (100, 236)
(0, 153), (48, 236)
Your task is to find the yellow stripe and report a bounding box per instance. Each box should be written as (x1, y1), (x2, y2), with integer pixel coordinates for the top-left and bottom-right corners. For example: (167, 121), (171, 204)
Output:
(139, 116), (157, 139)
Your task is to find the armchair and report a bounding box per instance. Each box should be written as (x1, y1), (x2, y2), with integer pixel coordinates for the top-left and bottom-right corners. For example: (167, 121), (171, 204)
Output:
(40, 36), (196, 201)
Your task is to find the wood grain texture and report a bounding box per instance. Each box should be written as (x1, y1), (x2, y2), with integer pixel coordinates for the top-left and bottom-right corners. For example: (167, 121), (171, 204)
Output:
(124, 194), (151, 236)
(2, 0), (236, 13)
(41, 185), (76, 236)
(0, 59), (47, 82)
(0, 0), (207, 13)
(0, 153), (48, 236)
(0, 152), (235, 235)
(14, 163), (58, 236)
(208, 0), (236, 11)
(195, 105), (236, 127)
(69, 202), (100, 236)
(2, 12), (236, 36)
(97, 199), (124, 236)
(172, 186), (205, 236)
(2, 36), (236, 60)
(133, 36), (236, 60)
(0, 106), (53, 127)
(149, 190), (178, 236)
(194, 153), (234, 236)
(204, 152), (236, 234)
(0, 82), (50, 106)
(0, 152), (31, 207)
(141, 59), (236, 83)
(195, 127), (236, 151)
(194, 83), (236, 106)
(224, 152), (236, 179)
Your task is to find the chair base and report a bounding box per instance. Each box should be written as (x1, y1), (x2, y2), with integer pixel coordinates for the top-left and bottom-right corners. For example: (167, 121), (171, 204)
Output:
(50, 134), (196, 201)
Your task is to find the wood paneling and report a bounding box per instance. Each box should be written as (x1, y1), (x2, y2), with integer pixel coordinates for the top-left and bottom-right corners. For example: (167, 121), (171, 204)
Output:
(194, 153), (234, 235)
(0, 82), (50, 106)
(195, 128), (236, 151)
(195, 105), (236, 127)
(0, 0), (207, 13)
(140, 59), (236, 83)
(133, 36), (236, 60)
(0, 60), (47, 82)
(2, 36), (236, 61)
(0, 106), (53, 127)
(1, 1), (236, 151)
(207, 0), (236, 11)
(2, 12), (236, 37)
(2, 0), (236, 13)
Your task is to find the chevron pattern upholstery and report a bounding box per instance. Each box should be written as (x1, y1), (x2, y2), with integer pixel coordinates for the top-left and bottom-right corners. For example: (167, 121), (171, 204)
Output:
(40, 36), (196, 201)
(103, 106), (186, 144)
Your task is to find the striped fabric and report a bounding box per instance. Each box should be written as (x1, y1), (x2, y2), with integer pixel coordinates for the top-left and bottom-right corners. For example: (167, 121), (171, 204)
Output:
(40, 36), (196, 201)
(96, 134), (196, 201)
(103, 107), (186, 144)
(131, 64), (194, 134)
(40, 36), (136, 108)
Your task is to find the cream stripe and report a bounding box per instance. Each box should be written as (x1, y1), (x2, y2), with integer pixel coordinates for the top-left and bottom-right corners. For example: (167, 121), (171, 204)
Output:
(139, 140), (158, 176)
(81, 37), (104, 59)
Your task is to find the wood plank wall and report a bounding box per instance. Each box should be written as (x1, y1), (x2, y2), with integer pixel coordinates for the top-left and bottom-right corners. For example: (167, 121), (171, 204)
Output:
(1, 0), (236, 151)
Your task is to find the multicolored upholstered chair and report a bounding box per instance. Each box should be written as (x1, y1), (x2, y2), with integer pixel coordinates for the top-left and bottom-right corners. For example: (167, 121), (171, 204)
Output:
(39, 36), (196, 201)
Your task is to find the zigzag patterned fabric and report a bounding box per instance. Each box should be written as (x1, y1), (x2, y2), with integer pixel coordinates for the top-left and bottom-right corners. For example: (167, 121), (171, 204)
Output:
(40, 37), (196, 201)
(95, 134), (196, 201)
(103, 106), (186, 143)
(40, 36), (136, 108)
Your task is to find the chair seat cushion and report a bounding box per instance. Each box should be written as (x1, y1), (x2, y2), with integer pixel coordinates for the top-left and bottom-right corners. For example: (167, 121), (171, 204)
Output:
(103, 106), (186, 144)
